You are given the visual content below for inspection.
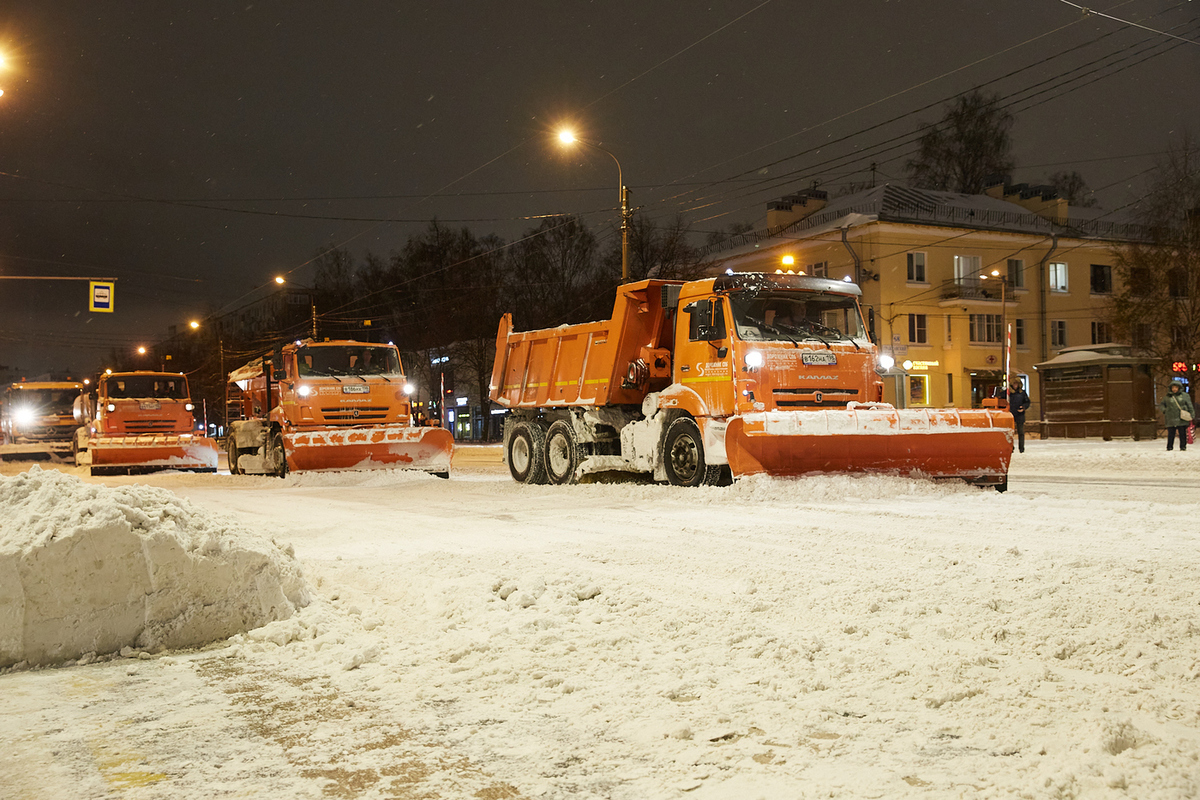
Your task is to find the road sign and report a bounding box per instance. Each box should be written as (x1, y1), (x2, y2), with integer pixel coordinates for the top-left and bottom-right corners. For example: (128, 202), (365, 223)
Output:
(89, 281), (115, 313)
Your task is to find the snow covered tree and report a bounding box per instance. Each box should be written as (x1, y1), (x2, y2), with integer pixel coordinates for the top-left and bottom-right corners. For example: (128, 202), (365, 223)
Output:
(906, 91), (1015, 194)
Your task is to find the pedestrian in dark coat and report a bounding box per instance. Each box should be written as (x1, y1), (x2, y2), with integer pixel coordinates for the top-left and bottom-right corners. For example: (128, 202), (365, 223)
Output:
(1160, 380), (1195, 452)
(1007, 377), (1031, 453)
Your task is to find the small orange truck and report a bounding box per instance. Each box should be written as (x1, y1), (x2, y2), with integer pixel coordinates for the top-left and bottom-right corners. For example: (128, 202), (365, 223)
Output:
(490, 273), (1014, 488)
(0, 380), (85, 462)
(226, 338), (453, 477)
(82, 371), (219, 475)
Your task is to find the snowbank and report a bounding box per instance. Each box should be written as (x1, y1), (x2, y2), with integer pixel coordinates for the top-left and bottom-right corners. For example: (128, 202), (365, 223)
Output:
(0, 467), (310, 667)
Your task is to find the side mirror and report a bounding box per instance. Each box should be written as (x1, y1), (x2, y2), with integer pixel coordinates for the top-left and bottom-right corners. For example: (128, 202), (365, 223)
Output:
(867, 307), (877, 344)
(685, 299), (727, 342)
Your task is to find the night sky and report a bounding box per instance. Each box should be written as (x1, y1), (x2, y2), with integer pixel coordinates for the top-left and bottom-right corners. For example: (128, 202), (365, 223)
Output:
(1, 1), (1197, 376)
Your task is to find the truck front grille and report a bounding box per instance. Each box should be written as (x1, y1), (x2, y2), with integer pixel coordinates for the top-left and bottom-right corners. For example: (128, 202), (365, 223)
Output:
(772, 387), (859, 408)
(320, 406), (392, 422)
(124, 419), (181, 432)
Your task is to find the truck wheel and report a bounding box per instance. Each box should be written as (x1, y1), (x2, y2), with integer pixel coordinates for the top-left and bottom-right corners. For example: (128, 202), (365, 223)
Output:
(267, 431), (288, 478)
(226, 437), (241, 475)
(507, 421), (548, 484)
(544, 420), (580, 485)
(664, 417), (707, 487)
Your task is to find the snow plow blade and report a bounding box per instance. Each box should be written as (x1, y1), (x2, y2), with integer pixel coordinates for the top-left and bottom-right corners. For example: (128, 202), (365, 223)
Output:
(726, 405), (1013, 486)
(283, 425), (454, 474)
(90, 435), (220, 475)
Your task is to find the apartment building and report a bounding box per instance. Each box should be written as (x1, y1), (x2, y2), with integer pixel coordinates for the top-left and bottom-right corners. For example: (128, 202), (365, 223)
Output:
(705, 182), (1143, 419)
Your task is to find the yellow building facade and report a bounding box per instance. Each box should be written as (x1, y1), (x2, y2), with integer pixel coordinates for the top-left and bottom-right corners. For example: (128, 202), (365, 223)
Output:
(707, 183), (1139, 420)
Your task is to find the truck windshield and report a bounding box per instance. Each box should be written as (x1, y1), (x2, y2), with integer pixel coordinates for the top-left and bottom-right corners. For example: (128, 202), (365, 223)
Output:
(106, 376), (189, 399)
(729, 292), (866, 343)
(5, 389), (80, 414)
(296, 346), (403, 377)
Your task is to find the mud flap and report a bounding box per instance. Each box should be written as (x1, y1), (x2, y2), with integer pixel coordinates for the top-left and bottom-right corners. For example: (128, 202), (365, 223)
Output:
(283, 425), (454, 474)
(89, 435), (220, 474)
(725, 406), (1013, 483)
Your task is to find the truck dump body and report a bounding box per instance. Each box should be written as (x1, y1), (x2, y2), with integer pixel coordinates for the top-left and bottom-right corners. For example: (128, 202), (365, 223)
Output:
(491, 281), (676, 409)
(227, 339), (453, 477)
(491, 273), (1012, 488)
(88, 372), (219, 475)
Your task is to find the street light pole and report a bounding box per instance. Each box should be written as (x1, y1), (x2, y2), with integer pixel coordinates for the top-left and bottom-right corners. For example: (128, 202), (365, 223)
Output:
(989, 269), (1010, 394)
(557, 130), (632, 282)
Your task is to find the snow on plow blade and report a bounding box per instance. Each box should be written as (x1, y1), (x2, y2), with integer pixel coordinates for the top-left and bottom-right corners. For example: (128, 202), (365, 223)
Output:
(90, 435), (220, 475)
(284, 425), (454, 474)
(726, 405), (1014, 485)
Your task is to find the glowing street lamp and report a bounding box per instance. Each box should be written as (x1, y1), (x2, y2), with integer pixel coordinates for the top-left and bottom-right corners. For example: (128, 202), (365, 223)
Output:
(986, 268), (1011, 392)
(275, 276), (318, 339)
(557, 129), (632, 282)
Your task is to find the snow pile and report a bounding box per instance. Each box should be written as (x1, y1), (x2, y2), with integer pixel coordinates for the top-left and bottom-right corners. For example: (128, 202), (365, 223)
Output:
(0, 467), (310, 667)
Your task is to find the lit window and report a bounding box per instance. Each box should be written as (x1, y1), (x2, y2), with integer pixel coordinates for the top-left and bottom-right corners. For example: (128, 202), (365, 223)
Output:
(1049, 262), (1069, 293)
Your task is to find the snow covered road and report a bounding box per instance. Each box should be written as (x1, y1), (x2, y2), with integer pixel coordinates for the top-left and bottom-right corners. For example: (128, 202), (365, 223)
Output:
(3, 440), (1200, 799)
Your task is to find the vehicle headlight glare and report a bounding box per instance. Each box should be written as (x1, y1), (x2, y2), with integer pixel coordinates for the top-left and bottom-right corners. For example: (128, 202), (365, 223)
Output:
(878, 354), (895, 370)
(185, 403), (195, 412)
(403, 383), (415, 395)
(106, 403), (117, 412)
(744, 351), (764, 369)
(13, 407), (35, 425)
(297, 385), (313, 397)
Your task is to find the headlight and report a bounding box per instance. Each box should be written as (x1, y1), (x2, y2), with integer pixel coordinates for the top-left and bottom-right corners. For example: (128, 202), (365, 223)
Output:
(106, 403), (117, 412)
(185, 403), (195, 412)
(403, 383), (415, 396)
(13, 407), (35, 425)
(297, 385), (313, 397)
(744, 351), (764, 369)
(878, 354), (895, 370)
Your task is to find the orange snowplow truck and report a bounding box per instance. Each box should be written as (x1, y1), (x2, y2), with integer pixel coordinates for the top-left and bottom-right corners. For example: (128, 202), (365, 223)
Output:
(0, 380), (84, 461)
(226, 339), (453, 477)
(85, 371), (219, 475)
(490, 273), (1014, 489)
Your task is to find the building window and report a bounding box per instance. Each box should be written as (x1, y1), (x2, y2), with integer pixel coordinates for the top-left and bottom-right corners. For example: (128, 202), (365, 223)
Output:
(1130, 267), (1152, 297)
(1091, 321), (1112, 344)
(1090, 264), (1112, 295)
(954, 255), (982, 287)
(908, 374), (928, 406)
(1049, 262), (1069, 293)
(1051, 320), (1067, 348)
(1008, 258), (1025, 289)
(1015, 318), (1026, 347)
(945, 314), (952, 343)
(969, 314), (1003, 343)
(1132, 323), (1152, 350)
(907, 252), (927, 283)
(1168, 268), (1189, 298)
(947, 373), (954, 404)
(908, 314), (927, 344)
(809, 261), (828, 278)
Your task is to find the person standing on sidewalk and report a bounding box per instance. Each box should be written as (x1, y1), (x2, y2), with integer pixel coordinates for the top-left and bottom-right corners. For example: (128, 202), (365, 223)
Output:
(1006, 376), (1031, 453)
(1160, 380), (1195, 452)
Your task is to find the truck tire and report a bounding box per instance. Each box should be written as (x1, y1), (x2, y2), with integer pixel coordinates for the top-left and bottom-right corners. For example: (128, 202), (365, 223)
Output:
(507, 421), (548, 484)
(267, 430), (288, 478)
(664, 417), (709, 487)
(544, 420), (580, 485)
(226, 437), (241, 475)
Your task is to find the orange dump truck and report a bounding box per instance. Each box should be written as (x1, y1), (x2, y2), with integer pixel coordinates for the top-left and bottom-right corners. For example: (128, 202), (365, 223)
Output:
(489, 273), (1014, 488)
(226, 339), (453, 477)
(84, 371), (219, 475)
(0, 380), (84, 462)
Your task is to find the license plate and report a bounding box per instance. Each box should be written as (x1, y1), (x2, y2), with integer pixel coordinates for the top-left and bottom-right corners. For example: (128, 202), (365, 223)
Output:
(802, 351), (837, 366)
(139, 400), (162, 410)
(342, 384), (370, 394)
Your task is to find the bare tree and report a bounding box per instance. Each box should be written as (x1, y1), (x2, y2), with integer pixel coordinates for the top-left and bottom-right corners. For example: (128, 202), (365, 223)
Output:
(1108, 137), (1200, 394)
(1049, 170), (1098, 208)
(906, 91), (1015, 194)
